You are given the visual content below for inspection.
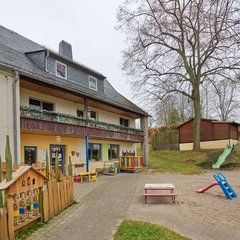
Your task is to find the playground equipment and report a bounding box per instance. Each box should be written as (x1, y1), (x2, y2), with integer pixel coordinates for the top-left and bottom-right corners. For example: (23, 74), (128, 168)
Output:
(196, 173), (237, 200)
(196, 182), (219, 193)
(212, 144), (234, 169)
(119, 155), (143, 173)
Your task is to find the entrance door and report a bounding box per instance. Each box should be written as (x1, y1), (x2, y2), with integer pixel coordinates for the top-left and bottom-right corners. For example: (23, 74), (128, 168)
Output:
(50, 145), (66, 175)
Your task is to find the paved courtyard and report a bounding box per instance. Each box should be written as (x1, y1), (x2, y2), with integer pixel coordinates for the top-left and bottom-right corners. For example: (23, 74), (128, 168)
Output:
(28, 170), (240, 240)
(28, 174), (140, 240)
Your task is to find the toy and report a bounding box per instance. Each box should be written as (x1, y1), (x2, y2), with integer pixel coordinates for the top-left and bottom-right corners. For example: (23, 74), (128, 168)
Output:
(196, 173), (237, 200)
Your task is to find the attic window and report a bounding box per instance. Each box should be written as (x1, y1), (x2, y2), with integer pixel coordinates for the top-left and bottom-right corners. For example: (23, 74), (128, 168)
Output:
(89, 76), (97, 91)
(55, 61), (67, 79)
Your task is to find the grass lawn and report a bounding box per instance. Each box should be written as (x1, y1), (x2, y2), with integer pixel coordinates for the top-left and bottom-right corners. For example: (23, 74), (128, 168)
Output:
(114, 220), (191, 240)
(15, 222), (45, 240)
(148, 146), (239, 174)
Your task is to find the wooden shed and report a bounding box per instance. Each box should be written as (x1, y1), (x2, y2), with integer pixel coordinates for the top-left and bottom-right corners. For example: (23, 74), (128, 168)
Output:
(0, 166), (47, 239)
(177, 119), (239, 150)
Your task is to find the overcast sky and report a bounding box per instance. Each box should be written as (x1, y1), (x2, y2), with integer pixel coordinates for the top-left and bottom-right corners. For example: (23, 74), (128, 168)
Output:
(0, 0), (139, 105)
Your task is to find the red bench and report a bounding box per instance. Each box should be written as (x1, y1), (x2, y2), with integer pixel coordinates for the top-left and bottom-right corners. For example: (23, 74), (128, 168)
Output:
(144, 184), (177, 204)
(143, 193), (177, 204)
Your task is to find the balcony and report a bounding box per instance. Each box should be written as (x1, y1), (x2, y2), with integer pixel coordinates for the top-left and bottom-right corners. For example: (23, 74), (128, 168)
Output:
(20, 106), (144, 142)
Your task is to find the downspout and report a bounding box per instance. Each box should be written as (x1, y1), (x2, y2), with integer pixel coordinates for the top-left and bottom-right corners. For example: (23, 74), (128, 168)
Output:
(13, 71), (20, 164)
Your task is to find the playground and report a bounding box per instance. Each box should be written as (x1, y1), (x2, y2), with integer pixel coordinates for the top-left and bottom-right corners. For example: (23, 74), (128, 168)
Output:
(28, 170), (240, 240)
(126, 170), (240, 240)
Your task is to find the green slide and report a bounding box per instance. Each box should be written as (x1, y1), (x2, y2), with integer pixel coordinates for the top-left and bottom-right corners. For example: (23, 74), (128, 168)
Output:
(212, 144), (234, 169)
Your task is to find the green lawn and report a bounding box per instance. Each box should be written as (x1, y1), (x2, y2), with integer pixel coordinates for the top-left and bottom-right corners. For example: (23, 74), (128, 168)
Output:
(148, 147), (239, 174)
(114, 220), (191, 240)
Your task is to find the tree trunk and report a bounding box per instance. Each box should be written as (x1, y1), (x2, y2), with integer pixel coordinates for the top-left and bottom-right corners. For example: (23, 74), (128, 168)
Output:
(192, 84), (201, 151)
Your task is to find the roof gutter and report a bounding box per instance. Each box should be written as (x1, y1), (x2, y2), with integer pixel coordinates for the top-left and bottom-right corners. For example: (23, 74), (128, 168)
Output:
(13, 70), (20, 164)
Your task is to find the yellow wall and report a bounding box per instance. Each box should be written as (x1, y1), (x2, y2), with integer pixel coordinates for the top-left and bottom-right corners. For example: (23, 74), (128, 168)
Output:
(180, 139), (238, 150)
(21, 133), (136, 173)
(20, 88), (136, 128)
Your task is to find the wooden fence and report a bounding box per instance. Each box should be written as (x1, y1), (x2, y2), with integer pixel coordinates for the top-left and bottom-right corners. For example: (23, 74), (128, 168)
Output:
(0, 166), (74, 240)
(150, 127), (179, 150)
(43, 176), (74, 222)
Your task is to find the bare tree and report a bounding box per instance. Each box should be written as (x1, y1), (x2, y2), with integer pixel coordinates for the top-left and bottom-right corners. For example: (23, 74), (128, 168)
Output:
(117, 0), (240, 150)
(210, 79), (240, 121)
(155, 93), (191, 126)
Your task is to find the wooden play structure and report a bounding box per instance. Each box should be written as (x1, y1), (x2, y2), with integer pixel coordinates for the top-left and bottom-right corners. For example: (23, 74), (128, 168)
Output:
(0, 166), (46, 238)
(0, 165), (74, 239)
(119, 152), (143, 173)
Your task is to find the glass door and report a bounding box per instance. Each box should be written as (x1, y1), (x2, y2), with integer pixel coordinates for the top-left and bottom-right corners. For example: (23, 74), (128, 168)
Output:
(50, 145), (66, 175)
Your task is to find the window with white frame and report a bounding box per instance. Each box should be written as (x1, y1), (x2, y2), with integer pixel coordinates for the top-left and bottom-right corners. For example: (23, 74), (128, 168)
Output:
(89, 76), (97, 90)
(108, 144), (120, 160)
(55, 61), (67, 79)
(88, 143), (102, 161)
(90, 110), (97, 120)
(29, 98), (54, 111)
(76, 109), (84, 118)
(120, 118), (129, 127)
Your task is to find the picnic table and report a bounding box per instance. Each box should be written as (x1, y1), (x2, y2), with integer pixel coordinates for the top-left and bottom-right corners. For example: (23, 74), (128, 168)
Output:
(143, 183), (177, 204)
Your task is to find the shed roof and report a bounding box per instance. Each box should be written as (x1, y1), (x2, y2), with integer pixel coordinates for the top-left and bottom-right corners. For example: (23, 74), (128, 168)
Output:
(176, 118), (240, 129)
(0, 166), (47, 190)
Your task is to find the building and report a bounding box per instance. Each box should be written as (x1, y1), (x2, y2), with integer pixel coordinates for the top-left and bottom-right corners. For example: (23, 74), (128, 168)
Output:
(177, 118), (239, 150)
(0, 25), (149, 173)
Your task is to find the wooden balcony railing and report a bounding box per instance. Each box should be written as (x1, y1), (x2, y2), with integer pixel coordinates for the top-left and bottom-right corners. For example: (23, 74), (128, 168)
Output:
(20, 106), (144, 137)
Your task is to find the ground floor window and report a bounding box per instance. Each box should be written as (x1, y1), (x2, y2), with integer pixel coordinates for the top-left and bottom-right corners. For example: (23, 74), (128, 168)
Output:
(24, 146), (37, 165)
(108, 144), (119, 160)
(88, 143), (102, 161)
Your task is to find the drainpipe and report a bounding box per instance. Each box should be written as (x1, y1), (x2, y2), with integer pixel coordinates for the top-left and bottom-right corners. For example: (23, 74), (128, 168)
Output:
(13, 71), (20, 164)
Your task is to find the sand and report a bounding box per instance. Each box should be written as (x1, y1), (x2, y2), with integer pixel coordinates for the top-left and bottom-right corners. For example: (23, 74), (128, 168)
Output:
(127, 170), (240, 240)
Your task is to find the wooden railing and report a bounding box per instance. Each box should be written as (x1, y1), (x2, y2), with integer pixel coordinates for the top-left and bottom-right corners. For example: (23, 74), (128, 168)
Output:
(119, 156), (143, 169)
(20, 106), (143, 136)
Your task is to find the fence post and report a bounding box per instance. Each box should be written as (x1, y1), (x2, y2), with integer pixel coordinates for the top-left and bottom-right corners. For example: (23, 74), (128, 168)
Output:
(7, 197), (14, 240)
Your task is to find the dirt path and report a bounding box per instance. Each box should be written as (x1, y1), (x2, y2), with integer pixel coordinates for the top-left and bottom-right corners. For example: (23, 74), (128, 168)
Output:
(126, 170), (240, 240)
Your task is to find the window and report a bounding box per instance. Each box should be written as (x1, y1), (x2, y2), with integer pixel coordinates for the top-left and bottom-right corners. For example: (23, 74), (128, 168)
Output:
(77, 109), (84, 118)
(88, 143), (102, 161)
(108, 145), (119, 160)
(90, 111), (97, 120)
(29, 98), (41, 110)
(55, 61), (67, 79)
(24, 146), (37, 165)
(120, 118), (129, 127)
(89, 76), (97, 91)
(29, 98), (54, 111)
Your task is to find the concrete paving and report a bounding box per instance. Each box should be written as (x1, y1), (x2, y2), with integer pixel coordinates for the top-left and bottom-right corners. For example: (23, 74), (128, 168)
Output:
(28, 173), (140, 240)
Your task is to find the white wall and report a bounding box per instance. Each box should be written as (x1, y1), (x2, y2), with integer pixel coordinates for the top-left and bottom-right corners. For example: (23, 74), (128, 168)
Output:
(0, 69), (20, 162)
(20, 88), (136, 127)
(20, 88), (83, 115)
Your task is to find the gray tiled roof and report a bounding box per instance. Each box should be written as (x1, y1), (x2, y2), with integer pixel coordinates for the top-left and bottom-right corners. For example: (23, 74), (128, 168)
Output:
(0, 25), (148, 117)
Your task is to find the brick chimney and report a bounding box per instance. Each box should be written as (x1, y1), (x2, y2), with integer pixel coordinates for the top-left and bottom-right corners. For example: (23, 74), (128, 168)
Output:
(59, 40), (73, 60)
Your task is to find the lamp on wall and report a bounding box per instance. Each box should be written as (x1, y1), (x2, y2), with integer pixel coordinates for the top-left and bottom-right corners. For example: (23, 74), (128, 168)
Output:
(71, 151), (75, 156)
